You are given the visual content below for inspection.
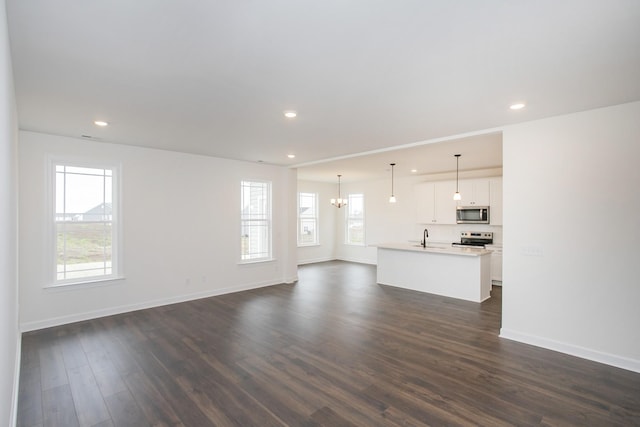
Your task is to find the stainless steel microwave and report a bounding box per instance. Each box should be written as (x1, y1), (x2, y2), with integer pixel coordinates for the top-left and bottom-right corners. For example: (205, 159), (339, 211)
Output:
(456, 206), (490, 224)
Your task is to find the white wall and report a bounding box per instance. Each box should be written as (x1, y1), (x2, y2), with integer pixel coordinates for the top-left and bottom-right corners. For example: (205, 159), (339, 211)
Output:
(501, 101), (640, 372)
(336, 175), (421, 264)
(19, 131), (298, 331)
(296, 180), (337, 264)
(0, 0), (20, 424)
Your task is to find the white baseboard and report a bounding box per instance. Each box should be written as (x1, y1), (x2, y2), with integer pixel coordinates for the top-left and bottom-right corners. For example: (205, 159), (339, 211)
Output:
(298, 258), (377, 266)
(284, 274), (298, 284)
(11, 333), (21, 427)
(20, 279), (285, 332)
(500, 328), (640, 373)
(297, 256), (335, 265)
(336, 256), (377, 265)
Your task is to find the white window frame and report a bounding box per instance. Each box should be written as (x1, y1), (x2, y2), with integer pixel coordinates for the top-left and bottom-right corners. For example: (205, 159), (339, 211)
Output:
(49, 159), (123, 287)
(297, 192), (319, 247)
(240, 180), (273, 263)
(345, 193), (365, 246)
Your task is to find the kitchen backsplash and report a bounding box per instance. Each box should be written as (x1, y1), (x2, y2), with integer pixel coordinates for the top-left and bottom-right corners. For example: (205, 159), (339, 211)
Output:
(413, 223), (503, 245)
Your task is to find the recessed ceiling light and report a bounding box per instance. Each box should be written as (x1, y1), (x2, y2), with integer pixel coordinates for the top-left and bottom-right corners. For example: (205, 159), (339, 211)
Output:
(509, 103), (525, 110)
(287, 154), (296, 159)
(94, 120), (109, 126)
(284, 111), (297, 118)
(411, 169), (418, 173)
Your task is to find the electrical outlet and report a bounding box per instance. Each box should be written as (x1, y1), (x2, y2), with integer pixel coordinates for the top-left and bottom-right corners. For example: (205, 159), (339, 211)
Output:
(521, 246), (544, 257)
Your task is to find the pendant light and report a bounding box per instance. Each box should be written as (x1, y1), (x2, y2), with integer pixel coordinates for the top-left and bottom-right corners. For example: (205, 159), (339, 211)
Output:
(388, 163), (397, 203)
(453, 154), (462, 201)
(331, 174), (348, 208)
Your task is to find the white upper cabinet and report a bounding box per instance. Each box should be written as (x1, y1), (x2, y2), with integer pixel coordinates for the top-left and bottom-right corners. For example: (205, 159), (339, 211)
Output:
(456, 179), (490, 206)
(489, 177), (503, 225)
(434, 181), (458, 223)
(415, 180), (457, 224)
(416, 177), (503, 225)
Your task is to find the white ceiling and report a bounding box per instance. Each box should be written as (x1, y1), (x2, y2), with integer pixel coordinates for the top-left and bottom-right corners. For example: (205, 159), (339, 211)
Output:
(297, 131), (503, 182)
(7, 1), (640, 181)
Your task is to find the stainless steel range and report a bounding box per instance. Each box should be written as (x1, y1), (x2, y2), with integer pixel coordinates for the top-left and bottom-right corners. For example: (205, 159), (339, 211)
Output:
(451, 231), (493, 248)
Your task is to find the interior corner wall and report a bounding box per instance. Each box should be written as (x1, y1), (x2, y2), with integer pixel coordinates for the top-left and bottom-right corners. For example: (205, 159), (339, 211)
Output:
(282, 167), (299, 281)
(18, 131), (298, 331)
(296, 180), (337, 264)
(501, 101), (640, 372)
(0, 0), (20, 424)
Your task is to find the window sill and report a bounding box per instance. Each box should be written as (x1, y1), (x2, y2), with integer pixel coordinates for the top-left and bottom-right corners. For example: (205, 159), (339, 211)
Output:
(44, 275), (125, 291)
(297, 244), (320, 248)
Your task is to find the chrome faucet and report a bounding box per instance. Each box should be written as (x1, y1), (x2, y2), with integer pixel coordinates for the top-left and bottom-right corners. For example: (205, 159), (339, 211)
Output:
(421, 228), (429, 248)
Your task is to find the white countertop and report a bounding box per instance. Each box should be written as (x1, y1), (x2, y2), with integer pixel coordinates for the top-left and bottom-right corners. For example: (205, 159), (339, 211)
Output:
(375, 243), (491, 257)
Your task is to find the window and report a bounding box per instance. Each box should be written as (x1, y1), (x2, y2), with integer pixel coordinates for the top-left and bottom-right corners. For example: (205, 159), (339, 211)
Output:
(240, 180), (272, 262)
(54, 164), (119, 284)
(298, 192), (318, 246)
(346, 193), (364, 245)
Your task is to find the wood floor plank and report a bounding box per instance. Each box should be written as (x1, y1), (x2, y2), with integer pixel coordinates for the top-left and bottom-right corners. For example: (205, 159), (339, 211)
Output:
(173, 374), (242, 427)
(264, 351), (390, 426)
(60, 335), (90, 371)
(18, 261), (640, 426)
(238, 376), (321, 427)
(309, 406), (360, 427)
(103, 389), (147, 427)
(363, 382), (484, 426)
(39, 344), (68, 391)
(123, 371), (183, 426)
(86, 350), (128, 398)
(100, 337), (142, 378)
(123, 340), (215, 426)
(42, 384), (79, 427)
(236, 354), (328, 423)
(67, 364), (111, 426)
(151, 320), (283, 426)
(17, 364), (43, 427)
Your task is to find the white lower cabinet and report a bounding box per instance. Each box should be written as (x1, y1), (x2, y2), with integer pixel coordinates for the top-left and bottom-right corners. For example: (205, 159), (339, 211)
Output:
(486, 245), (503, 285)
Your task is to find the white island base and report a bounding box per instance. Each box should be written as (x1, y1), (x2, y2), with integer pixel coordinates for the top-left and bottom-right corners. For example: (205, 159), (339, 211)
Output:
(376, 244), (492, 303)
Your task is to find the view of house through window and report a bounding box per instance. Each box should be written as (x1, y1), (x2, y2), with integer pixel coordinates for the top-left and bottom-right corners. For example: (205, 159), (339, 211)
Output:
(240, 180), (272, 261)
(55, 164), (117, 283)
(298, 192), (318, 246)
(346, 193), (364, 245)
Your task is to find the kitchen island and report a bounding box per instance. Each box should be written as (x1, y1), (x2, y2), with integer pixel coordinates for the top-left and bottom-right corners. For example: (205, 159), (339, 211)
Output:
(376, 243), (491, 302)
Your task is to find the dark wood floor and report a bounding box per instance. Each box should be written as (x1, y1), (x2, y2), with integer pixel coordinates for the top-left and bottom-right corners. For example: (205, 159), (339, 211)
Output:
(17, 261), (640, 426)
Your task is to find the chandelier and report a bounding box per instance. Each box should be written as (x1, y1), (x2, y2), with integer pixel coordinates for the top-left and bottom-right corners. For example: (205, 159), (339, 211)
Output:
(331, 174), (348, 208)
